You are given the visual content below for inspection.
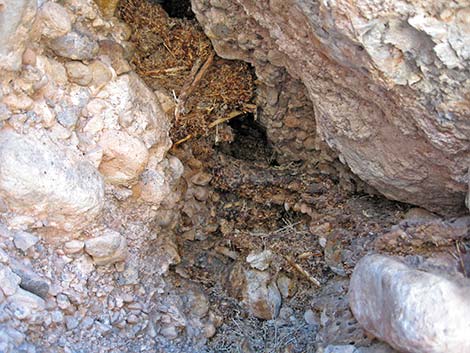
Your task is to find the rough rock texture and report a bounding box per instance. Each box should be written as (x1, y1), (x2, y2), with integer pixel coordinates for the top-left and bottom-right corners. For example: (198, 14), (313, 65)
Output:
(229, 262), (282, 320)
(349, 254), (470, 353)
(0, 0), (36, 71)
(191, 0), (470, 214)
(84, 229), (127, 265)
(0, 130), (104, 231)
(35, 2), (72, 40)
(0, 0), (218, 351)
(98, 130), (149, 186)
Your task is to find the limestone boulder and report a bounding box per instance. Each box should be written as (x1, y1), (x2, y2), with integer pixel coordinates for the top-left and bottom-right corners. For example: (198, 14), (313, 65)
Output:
(229, 263), (281, 320)
(0, 130), (104, 231)
(84, 72), (171, 160)
(349, 254), (470, 353)
(7, 288), (45, 321)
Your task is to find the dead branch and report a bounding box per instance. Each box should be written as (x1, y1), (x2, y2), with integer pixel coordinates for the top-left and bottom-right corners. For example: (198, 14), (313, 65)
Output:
(175, 51), (215, 121)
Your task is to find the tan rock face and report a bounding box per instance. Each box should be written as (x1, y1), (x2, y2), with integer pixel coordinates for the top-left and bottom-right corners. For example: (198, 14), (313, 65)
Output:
(229, 263), (281, 320)
(0, 0), (36, 71)
(98, 130), (149, 186)
(65, 61), (93, 86)
(191, 0), (470, 214)
(0, 130), (104, 231)
(36, 2), (71, 39)
(84, 229), (127, 266)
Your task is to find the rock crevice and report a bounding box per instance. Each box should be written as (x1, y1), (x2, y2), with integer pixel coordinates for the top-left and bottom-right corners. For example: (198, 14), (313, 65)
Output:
(191, 0), (470, 214)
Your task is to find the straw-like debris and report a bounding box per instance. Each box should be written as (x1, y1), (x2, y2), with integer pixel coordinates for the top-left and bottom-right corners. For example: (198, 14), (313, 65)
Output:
(118, 0), (255, 143)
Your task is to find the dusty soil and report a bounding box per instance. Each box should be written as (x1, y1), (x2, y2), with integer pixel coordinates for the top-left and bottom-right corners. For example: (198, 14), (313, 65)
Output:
(173, 121), (409, 352)
(118, 1), (469, 352)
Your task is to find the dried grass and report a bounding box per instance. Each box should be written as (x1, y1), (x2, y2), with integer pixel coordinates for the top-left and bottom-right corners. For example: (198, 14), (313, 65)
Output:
(118, 0), (255, 143)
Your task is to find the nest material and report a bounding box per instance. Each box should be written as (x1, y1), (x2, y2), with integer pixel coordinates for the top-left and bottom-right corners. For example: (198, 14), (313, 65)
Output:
(118, 0), (255, 143)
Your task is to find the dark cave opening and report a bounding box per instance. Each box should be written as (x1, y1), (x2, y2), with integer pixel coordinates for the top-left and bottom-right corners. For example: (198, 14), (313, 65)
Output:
(216, 113), (279, 166)
(156, 0), (195, 19)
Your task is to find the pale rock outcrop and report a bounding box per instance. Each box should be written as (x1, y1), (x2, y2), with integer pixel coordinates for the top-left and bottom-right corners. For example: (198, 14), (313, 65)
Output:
(12, 231), (38, 252)
(246, 250), (273, 271)
(35, 2), (72, 39)
(0, 130), (104, 230)
(7, 288), (46, 321)
(191, 0), (470, 214)
(139, 154), (184, 207)
(0, 264), (21, 297)
(84, 229), (127, 265)
(64, 240), (85, 254)
(84, 72), (171, 157)
(65, 61), (93, 86)
(0, 0), (36, 71)
(98, 130), (149, 186)
(349, 254), (470, 353)
(244, 269), (281, 320)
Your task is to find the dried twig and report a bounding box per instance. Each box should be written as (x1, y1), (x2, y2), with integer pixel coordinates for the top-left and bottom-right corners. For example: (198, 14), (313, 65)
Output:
(173, 110), (244, 146)
(284, 255), (321, 287)
(208, 110), (243, 128)
(456, 240), (467, 277)
(142, 66), (188, 76)
(174, 134), (193, 146)
(175, 51), (214, 121)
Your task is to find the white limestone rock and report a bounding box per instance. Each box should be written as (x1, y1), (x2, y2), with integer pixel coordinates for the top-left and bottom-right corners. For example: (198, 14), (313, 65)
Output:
(65, 61), (93, 86)
(7, 288), (45, 321)
(84, 229), (127, 266)
(84, 72), (171, 158)
(0, 264), (21, 296)
(36, 2), (71, 39)
(0, 130), (104, 231)
(98, 130), (149, 186)
(13, 231), (38, 252)
(64, 240), (85, 254)
(349, 254), (470, 353)
(0, 0), (36, 71)
(246, 250), (273, 271)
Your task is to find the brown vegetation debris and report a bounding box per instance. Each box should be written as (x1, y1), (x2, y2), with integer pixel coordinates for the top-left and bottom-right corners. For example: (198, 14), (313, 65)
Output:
(118, 0), (255, 143)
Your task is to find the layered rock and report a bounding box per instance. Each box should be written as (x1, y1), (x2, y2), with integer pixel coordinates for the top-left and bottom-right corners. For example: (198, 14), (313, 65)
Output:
(191, 0), (470, 214)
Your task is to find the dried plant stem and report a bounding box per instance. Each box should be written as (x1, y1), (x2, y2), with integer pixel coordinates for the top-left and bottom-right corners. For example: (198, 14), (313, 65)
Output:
(173, 110), (244, 146)
(175, 51), (215, 121)
(142, 66), (189, 76)
(284, 255), (321, 287)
